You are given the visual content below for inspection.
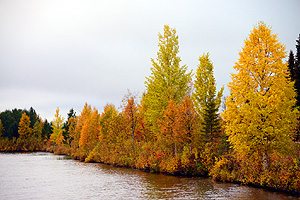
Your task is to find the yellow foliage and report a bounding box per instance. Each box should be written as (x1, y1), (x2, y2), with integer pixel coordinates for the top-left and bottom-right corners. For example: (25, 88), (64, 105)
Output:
(222, 22), (299, 166)
(18, 113), (32, 139)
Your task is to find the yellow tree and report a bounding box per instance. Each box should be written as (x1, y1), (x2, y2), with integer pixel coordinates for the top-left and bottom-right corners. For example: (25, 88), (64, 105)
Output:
(144, 25), (192, 133)
(18, 112), (32, 140)
(79, 109), (100, 154)
(222, 22), (299, 170)
(73, 103), (92, 148)
(50, 108), (65, 145)
(31, 120), (43, 149)
(56, 130), (65, 146)
(67, 116), (77, 145)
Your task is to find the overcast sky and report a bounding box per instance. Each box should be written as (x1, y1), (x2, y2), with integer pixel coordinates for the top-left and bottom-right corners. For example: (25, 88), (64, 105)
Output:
(1, 0), (300, 121)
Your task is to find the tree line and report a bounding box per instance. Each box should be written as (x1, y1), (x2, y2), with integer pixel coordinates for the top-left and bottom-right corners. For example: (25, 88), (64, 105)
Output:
(1, 23), (300, 194)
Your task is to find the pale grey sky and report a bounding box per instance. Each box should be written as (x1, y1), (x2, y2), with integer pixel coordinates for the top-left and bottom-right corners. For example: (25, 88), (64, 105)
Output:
(1, 0), (300, 121)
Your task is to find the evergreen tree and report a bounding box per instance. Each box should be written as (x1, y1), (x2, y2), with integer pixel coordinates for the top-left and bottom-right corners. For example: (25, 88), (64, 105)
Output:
(0, 109), (23, 139)
(42, 119), (52, 139)
(222, 22), (298, 170)
(0, 119), (3, 137)
(144, 25), (192, 132)
(296, 34), (300, 68)
(288, 50), (295, 81)
(26, 107), (38, 128)
(294, 34), (300, 107)
(192, 53), (224, 143)
(62, 108), (76, 140)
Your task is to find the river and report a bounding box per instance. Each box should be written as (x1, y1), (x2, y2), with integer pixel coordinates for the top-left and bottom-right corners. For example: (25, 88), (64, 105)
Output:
(0, 152), (298, 200)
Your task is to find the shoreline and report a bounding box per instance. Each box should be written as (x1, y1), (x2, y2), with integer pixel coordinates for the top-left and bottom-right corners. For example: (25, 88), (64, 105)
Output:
(2, 149), (299, 197)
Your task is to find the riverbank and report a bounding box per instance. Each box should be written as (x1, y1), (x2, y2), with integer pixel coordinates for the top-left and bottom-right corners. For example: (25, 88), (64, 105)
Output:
(1, 141), (299, 197)
(40, 142), (300, 197)
(1, 135), (300, 197)
(3, 152), (298, 200)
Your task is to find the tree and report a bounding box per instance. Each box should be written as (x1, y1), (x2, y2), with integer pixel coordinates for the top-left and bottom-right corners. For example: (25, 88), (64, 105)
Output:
(157, 99), (178, 156)
(192, 53), (224, 143)
(288, 50), (295, 81)
(295, 34), (300, 68)
(294, 34), (300, 107)
(18, 112), (32, 140)
(32, 120), (42, 137)
(26, 107), (38, 128)
(122, 90), (139, 150)
(0, 119), (3, 137)
(175, 96), (198, 152)
(0, 109), (23, 139)
(56, 130), (65, 146)
(144, 25), (192, 132)
(42, 119), (52, 139)
(50, 108), (65, 145)
(62, 108), (76, 140)
(74, 103), (92, 146)
(79, 109), (100, 153)
(31, 120), (43, 149)
(66, 115), (77, 145)
(79, 119), (90, 148)
(222, 22), (299, 171)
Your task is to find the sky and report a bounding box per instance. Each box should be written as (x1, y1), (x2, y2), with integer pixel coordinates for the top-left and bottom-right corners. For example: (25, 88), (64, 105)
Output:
(1, 0), (300, 121)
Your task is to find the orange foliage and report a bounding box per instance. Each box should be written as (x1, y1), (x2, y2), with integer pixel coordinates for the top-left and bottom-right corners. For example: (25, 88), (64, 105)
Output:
(157, 99), (178, 155)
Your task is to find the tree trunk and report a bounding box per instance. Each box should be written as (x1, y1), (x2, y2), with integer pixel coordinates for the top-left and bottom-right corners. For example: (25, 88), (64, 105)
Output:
(263, 151), (268, 171)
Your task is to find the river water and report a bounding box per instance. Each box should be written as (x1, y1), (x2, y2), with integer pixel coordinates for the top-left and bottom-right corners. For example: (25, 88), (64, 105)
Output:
(0, 152), (298, 200)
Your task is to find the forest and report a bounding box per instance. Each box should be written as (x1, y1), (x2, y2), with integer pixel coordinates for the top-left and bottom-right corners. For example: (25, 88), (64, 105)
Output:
(1, 22), (300, 195)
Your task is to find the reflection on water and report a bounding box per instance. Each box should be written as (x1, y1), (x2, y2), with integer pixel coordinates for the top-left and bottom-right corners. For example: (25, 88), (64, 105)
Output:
(0, 152), (298, 200)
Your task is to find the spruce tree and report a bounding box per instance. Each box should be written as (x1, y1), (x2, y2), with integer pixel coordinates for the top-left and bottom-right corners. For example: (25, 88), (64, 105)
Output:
(192, 53), (223, 143)
(288, 50), (295, 81)
(295, 34), (300, 107)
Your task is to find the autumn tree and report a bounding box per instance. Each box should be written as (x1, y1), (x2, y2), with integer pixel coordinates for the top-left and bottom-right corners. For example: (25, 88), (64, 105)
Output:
(99, 104), (117, 144)
(122, 90), (139, 150)
(66, 115), (77, 145)
(175, 96), (198, 152)
(222, 22), (299, 171)
(50, 108), (65, 145)
(18, 112), (32, 140)
(157, 100), (178, 156)
(192, 53), (224, 143)
(56, 130), (65, 146)
(32, 120), (42, 138)
(79, 109), (100, 154)
(100, 104), (127, 146)
(144, 25), (192, 132)
(32, 120), (43, 147)
(69, 103), (92, 158)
